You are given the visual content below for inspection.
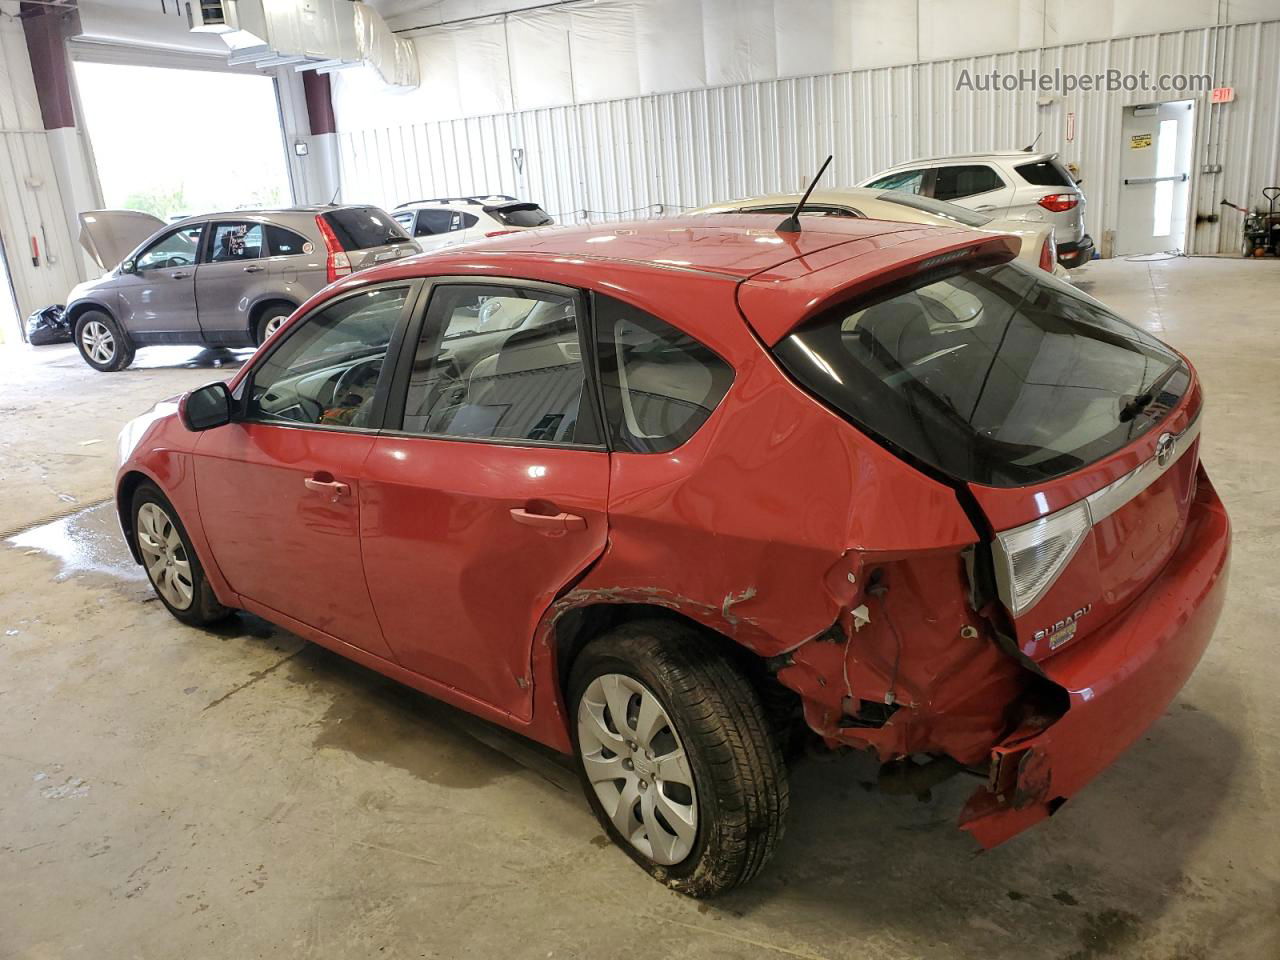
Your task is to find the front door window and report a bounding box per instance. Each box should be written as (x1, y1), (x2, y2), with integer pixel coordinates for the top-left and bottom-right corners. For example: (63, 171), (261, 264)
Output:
(135, 225), (202, 271)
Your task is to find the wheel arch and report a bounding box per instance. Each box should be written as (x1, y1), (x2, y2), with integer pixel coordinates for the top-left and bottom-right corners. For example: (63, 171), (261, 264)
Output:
(116, 469), (155, 564)
(65, 298), (116, 328)
(247, 296), (298, 339)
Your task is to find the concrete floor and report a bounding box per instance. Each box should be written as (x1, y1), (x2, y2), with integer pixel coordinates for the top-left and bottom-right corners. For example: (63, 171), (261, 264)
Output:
(1, 257), (1277, 959)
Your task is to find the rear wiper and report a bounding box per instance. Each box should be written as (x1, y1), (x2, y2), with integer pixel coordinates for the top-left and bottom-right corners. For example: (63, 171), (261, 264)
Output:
(1119, 360), (1184, 422)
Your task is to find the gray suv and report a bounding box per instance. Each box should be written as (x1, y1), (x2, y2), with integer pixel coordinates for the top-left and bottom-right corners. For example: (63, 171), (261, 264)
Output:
(67, 205), (418, 371)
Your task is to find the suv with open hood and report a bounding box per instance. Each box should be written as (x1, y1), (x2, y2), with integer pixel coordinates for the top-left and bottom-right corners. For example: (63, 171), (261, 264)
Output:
(67, 205), (417, 371)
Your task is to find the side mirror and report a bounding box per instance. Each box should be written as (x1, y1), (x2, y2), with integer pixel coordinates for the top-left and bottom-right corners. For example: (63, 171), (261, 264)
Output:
(121, 260), (136, 275)
(180, 381), (233, 432)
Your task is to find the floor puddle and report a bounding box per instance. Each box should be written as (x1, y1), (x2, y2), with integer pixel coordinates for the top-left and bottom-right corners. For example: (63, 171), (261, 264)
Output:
(8, 501), (146, 586)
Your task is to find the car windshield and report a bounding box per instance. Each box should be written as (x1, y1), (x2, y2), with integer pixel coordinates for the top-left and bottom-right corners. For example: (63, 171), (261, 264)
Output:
(773, 262), (1186, 487)
(875, 192), (992, 227)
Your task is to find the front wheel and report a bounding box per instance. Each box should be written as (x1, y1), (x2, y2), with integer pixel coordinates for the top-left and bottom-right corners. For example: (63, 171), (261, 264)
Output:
(569, 621), (789, 897)
(132, 483), (231, 627)
(74, 310), (135, 371)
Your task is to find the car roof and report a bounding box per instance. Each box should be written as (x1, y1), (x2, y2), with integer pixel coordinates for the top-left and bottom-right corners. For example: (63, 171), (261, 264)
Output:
(404, 215), (923, 279)
(168, 205), (378, 226)
(692, 188), (979, 226)
(881, 150), (1058, 168)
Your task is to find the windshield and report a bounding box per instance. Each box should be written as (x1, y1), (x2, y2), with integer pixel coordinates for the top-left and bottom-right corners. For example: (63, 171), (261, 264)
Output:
(773, 263), (1186, 487)
(875, 192), (992, 228)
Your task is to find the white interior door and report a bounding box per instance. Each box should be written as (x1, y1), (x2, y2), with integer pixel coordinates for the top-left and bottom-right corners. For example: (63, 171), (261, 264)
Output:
(1116, 100), (1195, 256)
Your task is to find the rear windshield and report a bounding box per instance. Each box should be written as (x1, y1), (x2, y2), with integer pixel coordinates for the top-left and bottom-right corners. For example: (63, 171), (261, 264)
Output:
(488, 203), (554, 228)
(773, 263), (1186, 487)
(322, 207), (410, 250)
(1015, 160), (1075, 188)
(874, 192), (991, 228)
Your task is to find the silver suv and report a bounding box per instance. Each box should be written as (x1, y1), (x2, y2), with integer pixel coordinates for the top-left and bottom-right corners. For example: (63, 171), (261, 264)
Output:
(67, 205), (418, 371)
(858, 151), (1093, 269)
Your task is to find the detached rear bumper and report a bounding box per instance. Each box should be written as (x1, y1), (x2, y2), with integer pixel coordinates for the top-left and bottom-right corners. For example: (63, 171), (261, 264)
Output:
(959, 465), (1230, 847)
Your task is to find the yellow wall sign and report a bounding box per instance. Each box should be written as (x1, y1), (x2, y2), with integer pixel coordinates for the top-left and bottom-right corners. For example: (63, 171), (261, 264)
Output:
(1130, 133), (1153, 149)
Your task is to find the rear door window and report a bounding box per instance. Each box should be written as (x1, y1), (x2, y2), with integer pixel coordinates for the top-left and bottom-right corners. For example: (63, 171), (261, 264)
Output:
(414, 210), (456, 236)
(933, 164), (1005, 201)
(207, 222), (265, 262)
(593, 294), (734, 453)
(772, 264), (1185, 487)
(398, 284), (593, 444)
(320, 207), (409, 250)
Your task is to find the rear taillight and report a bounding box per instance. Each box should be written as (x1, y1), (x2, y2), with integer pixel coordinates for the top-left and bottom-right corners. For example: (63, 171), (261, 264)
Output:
(485, 229), (519, 238)
(1038, 234), (1056, 272)
(1037, 193), (1079, 213)
(991, 502), (1090, 617)
(315, 215), (352, 284)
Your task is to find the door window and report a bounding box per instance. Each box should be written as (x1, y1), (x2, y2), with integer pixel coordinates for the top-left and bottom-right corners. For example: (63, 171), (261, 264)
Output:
(135, 225), (202, 271)
(246, 286), (409, 429)
(208, 222), (265, 262)
(593, 294), (734, 453)
(399, 284), (590, 444)
(933, 164), (1005, 201)
(864, 169), (926, 194)
(415, 210), (457, 236)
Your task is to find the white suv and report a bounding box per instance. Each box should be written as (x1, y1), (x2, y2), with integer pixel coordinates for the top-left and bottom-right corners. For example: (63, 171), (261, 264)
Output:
(392, 196), (555, 252)
(859, 151), (1093, 269)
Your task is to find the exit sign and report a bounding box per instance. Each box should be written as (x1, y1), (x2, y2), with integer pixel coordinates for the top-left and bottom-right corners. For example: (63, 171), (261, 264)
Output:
(1211, 86), (1235, 103)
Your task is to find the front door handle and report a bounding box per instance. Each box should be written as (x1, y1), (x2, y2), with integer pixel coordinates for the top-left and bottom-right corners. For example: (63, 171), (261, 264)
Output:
(304, 477), (351, 499)
(170, 270), (191, 279)
(242, 264), (264, 273)
(509, 507), (586, 532)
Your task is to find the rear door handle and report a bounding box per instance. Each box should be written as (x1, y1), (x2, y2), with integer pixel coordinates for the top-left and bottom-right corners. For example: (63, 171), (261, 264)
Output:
(509, 508), (586, 532)
(169, 270), (191, 279)
(242, 264), (264, 273)
(304, 477), (351, 498)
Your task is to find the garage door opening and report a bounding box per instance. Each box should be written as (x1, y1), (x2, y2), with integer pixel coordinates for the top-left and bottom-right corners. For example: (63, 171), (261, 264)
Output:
(73, 61), (293, 221)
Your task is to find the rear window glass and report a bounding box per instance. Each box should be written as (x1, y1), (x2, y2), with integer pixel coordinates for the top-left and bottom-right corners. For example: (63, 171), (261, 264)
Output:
(874, 192), (991, 228)
(1015, 160), (1074, 187)
(490, 204), (554, 228)
(321, 207), (409, 250)
(773, 263), (1185, 487)
(266, 225), (309, 256)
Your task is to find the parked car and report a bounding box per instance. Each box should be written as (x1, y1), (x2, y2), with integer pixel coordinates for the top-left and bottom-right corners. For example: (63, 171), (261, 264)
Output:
(116, 214), (1228, 897)
(392, 195), (555, 252)
(67, 205), (418, 371)
(859, 151), (1095, 269)
(691, 187), (1069, 278)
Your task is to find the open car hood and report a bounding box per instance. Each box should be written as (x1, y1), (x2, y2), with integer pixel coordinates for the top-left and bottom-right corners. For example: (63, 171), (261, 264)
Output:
(79, 210), (166, 271)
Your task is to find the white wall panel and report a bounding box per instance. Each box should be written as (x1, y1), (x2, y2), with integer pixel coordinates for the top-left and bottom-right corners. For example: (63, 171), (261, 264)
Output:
(506, 10), (573, 110)
(335, 17), (1280, 256)
(634, 0), (707, 93)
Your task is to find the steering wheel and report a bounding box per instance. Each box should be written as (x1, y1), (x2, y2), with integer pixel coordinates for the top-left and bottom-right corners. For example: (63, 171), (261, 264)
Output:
(328, 357), (384, 426)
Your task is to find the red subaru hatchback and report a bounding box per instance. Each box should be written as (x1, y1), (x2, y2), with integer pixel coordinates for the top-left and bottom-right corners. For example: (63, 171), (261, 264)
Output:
(116, 216), (1229, 896)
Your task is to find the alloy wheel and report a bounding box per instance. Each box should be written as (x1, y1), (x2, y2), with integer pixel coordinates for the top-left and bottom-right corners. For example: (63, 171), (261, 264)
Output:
(135, 502), (194, 610)
(264, 314), (287, 338)
(82, 320), (116, 365)
(577, 673), (698, 865)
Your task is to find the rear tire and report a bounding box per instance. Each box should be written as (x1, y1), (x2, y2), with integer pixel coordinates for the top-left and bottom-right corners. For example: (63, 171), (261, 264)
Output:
(74, 310), (135, 372)
(131, 483), (232, 627)
(569, 620), (788, 898)
(254, 304), (293, 345)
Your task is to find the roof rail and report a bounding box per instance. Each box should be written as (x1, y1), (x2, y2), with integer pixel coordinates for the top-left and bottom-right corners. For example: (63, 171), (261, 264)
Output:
(395, 194), (518, 209)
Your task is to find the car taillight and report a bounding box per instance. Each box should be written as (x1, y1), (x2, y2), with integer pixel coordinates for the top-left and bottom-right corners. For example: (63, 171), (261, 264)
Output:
(1039, 234), (1056, 272)
(1037, 193), (1079, 213)
(315, 215), (352, 284)
(485, 229), (519, 238)
(991, 501), (1090, 617)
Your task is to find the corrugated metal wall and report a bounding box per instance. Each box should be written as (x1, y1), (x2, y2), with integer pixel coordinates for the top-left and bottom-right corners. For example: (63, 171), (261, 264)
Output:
(337, 18), (1280, 255)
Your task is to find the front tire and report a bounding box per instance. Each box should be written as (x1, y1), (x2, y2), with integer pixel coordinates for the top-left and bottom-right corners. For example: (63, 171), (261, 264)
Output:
(569, 620), (788, 897)
(131, 483), (231, 627)
(255, 304), (293, 345)
(74, 310), (135, 371)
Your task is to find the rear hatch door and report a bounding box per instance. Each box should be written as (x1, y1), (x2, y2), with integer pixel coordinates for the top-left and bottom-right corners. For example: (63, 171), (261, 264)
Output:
(761, 253), (1200, 662)
(320, 206), (419, 270)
